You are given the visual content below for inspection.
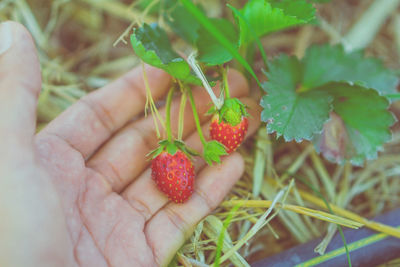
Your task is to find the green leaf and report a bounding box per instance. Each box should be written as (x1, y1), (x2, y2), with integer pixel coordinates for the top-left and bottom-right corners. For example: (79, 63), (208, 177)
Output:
(269, 0), (316, 21)
(179, 0), (261, 87)
(302, 44), (399, 95)
(262, 44), (396, 164)
(203, 141), (228, 165)
(234, 0), (315, 45)
(197, 18), (238, 66)
(228, 4), (268, 68)
(314, 83), (395, 165)
(261, 55), (333, 141)
(130, 23), (200, 85)
(164, 2), (201, 44)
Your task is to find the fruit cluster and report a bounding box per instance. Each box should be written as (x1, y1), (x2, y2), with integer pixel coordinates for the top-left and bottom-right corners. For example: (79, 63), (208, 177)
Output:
(150, 94), (249, 203)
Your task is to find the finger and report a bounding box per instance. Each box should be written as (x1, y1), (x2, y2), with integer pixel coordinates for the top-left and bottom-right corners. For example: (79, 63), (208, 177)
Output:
(38, 64), (171, 158)
(88, 69), (250, 192)
(121, 97), (261, 221)
(146, 153), (245, 266)
(0, 22), (41, 150)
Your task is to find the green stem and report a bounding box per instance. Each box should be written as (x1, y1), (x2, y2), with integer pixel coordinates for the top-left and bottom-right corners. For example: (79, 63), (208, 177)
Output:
(188, 88), (207, 145)
(165, 86), (175, 142)
(220, 66), (230, 99)
(178, 90), (187, 141)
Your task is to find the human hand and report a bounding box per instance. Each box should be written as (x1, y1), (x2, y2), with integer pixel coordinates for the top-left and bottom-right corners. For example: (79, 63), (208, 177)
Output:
(0, 21), (260, 267)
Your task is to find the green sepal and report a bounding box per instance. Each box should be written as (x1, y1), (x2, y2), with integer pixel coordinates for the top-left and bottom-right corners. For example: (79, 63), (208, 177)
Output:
(206, 105), (218, 116)
(203, 140), (228, 165)
(219, 98), (249, 126)
(166, 142), (178, 155)
(174, 140), (200, 160)
(146, 145), (165, 159)
(147, 139), (199, 160)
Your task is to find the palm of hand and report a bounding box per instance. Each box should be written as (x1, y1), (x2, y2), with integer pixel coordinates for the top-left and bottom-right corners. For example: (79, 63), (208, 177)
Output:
(1, 22), (259, 267)
(35, 131), (158, 266)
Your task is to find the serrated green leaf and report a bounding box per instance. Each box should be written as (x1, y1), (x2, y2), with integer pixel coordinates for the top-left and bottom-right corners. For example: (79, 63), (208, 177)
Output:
(197, 18), (238, 65)
(262, 44), (396, 164)
(302, 44), (399, 95)
(314, 83), (395, 165)
(269, 0), (315, 21)
(130, 23), (200, 85)
(234, 0), (315, 45)
(203, 141), (228, 165)
(261, 55), (332, 141)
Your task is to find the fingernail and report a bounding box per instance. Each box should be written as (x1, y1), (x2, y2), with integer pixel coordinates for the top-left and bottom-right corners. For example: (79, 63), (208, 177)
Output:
(0, 23), (13, 55)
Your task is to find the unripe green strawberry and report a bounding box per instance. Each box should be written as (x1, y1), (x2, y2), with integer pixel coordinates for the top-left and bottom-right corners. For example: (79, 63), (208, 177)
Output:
(219, 98), (248, 126)
(151, 150), (195, 203)
(210, 115), (249, 153)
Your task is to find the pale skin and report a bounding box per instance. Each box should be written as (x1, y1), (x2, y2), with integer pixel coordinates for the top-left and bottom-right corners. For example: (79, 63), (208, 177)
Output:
(0, 22), (260, 267)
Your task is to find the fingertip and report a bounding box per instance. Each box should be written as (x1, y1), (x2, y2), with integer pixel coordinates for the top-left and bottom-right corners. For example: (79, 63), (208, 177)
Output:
(227, 68), (250, 97)
(0, 20), (41, 93)
(3, 21), (32, 39)
(225, 152), (245, 179)
(201, 151), (244, 183)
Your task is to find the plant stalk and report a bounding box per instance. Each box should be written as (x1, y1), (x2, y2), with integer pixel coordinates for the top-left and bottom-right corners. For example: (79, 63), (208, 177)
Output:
(178, 88), (187, 141)
(165, 86), (175, 142)
(188, 88), (207, 145)
(220, 66), (230, 99)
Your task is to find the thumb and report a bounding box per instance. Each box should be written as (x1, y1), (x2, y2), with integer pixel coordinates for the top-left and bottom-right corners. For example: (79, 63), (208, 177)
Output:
(0, 21), (41, 150)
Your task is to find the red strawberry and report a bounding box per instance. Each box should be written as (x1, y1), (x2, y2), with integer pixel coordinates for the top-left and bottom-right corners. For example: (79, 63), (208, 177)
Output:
(210, 115), (249, 153)
(151, 150), (195, 203)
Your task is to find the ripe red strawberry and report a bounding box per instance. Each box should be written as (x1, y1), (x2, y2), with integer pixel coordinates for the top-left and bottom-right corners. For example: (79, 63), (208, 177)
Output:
(151, 149), (195, 203)
(210, 115), (249, 153)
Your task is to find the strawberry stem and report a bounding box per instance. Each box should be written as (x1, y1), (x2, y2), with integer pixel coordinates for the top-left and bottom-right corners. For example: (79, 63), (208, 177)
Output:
(177, 82), (187, 141)
(221, 65), (230, 99)
(165, 86), (175, 142)
(188, 87), (207, 145)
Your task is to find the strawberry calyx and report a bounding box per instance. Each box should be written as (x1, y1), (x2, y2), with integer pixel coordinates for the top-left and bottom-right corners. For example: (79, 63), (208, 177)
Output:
(203, 140), (228, 165)
(147, 139), (199, 160)
(208, 97), (249, 126)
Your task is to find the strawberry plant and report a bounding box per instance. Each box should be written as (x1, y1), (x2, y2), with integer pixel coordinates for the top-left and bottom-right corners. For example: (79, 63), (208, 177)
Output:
(131, 0), (398, 172)
(130, 0), (399, 263)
